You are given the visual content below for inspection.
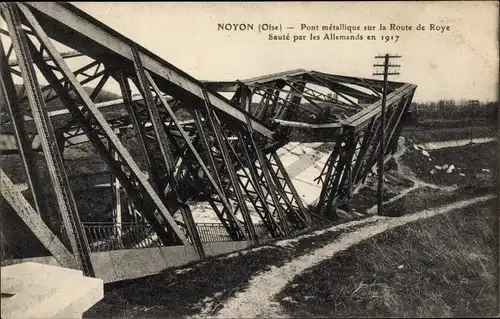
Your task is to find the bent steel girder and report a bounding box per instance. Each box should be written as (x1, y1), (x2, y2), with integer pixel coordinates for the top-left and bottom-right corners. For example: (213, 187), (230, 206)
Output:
(1, 2), (416, 275)
(191, 109), (246, 240)
(1, 2), (300, 243)
(208, 70), (416, 218)
(206, 69), (393, 127)
(200, 89), (258, 241)
(145, 72), (253, 243)
(3, 67), (394, 150)
(112, 67), (207, 254)
(315, 84), (416, 216)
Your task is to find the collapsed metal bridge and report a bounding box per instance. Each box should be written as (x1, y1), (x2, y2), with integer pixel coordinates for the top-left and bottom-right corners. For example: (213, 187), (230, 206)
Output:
(0, 2), (416, 282)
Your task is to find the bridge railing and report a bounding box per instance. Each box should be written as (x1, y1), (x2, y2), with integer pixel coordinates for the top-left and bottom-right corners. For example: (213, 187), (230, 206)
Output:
(196, 223), (275, 243)
(83, 221), (161, 252)
(83, 221), (274, 252)
(196, 223), (233, 243)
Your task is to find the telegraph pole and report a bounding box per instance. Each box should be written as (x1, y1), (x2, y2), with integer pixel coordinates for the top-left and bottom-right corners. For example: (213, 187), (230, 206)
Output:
(373, 54), (401, 215)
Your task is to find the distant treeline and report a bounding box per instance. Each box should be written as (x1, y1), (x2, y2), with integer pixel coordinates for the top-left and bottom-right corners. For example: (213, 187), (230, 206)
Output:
(409, 100), (498, 122)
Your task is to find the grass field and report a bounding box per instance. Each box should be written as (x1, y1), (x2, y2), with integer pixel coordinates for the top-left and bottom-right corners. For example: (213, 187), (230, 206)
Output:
(402, 125), (496, 143)
(277, 199), (498, 318)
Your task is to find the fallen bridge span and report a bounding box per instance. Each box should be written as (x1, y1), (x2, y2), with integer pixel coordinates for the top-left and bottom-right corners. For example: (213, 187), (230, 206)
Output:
(0, 2), (416, 282)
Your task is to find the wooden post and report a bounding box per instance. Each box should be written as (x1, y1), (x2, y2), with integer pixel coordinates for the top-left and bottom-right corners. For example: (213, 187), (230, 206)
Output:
(373, 54), (401, 215)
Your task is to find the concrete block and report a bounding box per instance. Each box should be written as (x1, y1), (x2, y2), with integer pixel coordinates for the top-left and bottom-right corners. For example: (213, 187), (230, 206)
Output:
(89, 252), (118, 283)
(1, 262), (103, 319)
(88, 246), (199, 283)
(159, 245), (199, 268)
(108, 248), (167, 281)
(203, 241), (253, 257)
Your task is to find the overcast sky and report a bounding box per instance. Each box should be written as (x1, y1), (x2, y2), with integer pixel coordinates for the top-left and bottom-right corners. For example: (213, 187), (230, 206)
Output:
(71, 1), (498, 102)
(4, 2), (498, 102)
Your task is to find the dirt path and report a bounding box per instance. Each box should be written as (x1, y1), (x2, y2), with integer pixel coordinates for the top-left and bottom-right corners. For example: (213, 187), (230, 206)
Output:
(206, 194), (494, 318)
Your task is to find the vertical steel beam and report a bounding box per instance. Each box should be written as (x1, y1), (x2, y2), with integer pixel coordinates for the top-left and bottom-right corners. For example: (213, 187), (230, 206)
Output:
(191, 109), (243, 239)
(387, 92), (414, 154)
(225, 133), (281, 237)
(179, 203), (205, 259)
(322, 128), (356, 215)
(115, 73), (156, 175)
(244, 116), (291, 237)
(237, 139), (285, 237)
(359, 119), (385, 185)
(336, 130), (360, 199)
(351, 117), (377, 184)
(263, 155), (305, 230)
(0, 36), (47, 220)
(316, 129), (345, 215)
(3, 3), (94, 275)
(201, 89), (258, 242)
(270, 152), (311, 225)
(131, 45), (177, 186)
(130, 46), (206, 255)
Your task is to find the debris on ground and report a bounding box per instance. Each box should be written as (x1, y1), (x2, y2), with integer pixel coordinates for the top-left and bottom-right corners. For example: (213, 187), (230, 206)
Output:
(401, 140), (496, 187)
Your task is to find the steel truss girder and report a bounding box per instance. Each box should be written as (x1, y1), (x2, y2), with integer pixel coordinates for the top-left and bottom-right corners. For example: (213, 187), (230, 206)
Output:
(232, 133), (284, 237)
(3, 67), (408, 149)
(315, 85), (416, 216)
(21, 2), (274, 139)
(192, 109), (245, 240)
(112, 51), (206, 257)
(206, 69), (406, 132)
(244, 118), (303, 236)
(200, 89), (258, 241)
(2, 0), (290, 248)
(145, 71), (256, 242)
(7, 3), (193, 252)
(2, 3), (94, 276)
